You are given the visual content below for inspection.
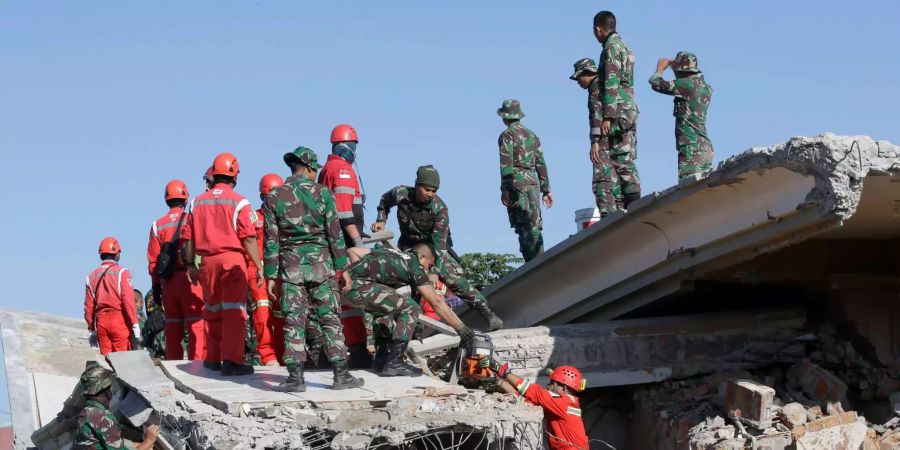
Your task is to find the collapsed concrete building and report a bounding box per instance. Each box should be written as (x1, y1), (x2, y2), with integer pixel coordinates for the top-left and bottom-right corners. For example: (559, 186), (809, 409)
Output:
(3, 133), (900, 449)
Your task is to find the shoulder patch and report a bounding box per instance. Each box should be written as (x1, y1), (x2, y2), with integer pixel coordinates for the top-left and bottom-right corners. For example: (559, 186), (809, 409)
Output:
(338, 168), (352, 179)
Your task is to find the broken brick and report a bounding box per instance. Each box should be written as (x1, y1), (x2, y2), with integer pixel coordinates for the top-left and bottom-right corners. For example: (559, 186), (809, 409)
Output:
(724, 379), (775, 429)
(787, 359), (848, 403)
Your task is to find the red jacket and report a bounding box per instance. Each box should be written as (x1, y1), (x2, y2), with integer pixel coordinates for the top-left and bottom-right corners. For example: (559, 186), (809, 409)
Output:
(317, 155), (364, 231)
(84, 261), (137, 330)
(147, 206), (188, 283)
(182, 183), (255, 256)
(246, 207), (265, 279)
(514, 378), (588, 450)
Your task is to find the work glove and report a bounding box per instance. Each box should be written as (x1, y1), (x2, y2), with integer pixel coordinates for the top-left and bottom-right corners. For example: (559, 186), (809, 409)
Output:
(132, 323), (142, 341)
(477, 356), (509, 379)
(88, 331), (99, 349)
(455, 325), (475, 343)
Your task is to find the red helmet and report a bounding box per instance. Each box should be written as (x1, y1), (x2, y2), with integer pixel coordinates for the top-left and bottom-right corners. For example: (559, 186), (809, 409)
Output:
(549, 365), (585, 392)
(211, 152), (240, 177)
(259, 173), (284, 196)
(330, 124), (358, 143)
(203, 166), (214, 184)
(98, 237), (121, 255)
(164, 179), (189, 201)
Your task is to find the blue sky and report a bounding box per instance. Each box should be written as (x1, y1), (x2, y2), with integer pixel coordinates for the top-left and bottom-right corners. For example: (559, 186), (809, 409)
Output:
(0, 0), (898, 424)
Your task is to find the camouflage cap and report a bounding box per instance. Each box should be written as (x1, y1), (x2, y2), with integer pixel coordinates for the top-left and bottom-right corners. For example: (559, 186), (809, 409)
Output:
(496, 99), (525, 120)
(415, 165), (440, 189)
(80, 362), (113, 396)
(569, 58), (598, 80)
(283, 146), (321, 170)
(671, 51), (700, 73)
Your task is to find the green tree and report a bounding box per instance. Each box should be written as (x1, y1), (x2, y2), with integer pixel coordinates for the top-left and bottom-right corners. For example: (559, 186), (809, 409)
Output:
(459, 253), (523, 290)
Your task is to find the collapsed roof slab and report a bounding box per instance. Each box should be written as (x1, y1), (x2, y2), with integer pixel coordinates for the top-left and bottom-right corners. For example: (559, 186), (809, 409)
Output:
(464, 134), (900, 328)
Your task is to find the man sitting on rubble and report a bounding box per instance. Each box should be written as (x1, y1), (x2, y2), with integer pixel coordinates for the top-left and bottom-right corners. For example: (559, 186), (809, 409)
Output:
(345, 243), (476, 377)
(479, 357), (588, 450)
(74, 364), (159, 450)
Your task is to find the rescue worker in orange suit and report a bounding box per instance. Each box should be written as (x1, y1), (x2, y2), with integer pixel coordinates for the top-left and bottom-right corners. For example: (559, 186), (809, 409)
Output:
(147, 180), (206, 360)
(84, 237), (139, 356)
(318, 123), (371, 368)
(183, 152), (263, 376)
(248, 173), (286, 366)
(480, 358), (588, 450)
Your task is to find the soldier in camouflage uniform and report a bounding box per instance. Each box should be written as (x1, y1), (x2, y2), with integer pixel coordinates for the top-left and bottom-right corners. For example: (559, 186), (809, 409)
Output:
(496, 99), (554, 262)
(345, 244), (475, 376)
(371, 165), (504, 331)
(650, 51), (714, 180)
(74, 364), (159, 450)
(263, 146), (364, 392)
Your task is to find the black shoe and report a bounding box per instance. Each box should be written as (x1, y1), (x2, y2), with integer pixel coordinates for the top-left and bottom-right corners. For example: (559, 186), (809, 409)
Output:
(372, 345), (389, 373)
(474, 304), (504, 331)
(221, 360), (254, 376)
(203, 360), (221, 371)
(380, 342), (423, 377)
(347, 343), (373, 369)
(277, 364), (306, 392)
(331, 360), (364, 390)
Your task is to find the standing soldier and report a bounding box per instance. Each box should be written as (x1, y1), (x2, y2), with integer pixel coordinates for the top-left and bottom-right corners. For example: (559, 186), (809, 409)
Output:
(249, 173), (286, 366)
(496, 99), (553, 261)
(147, 180), (205, 361)
(183, 152), (262, 376)
(318, 123), (371, 368)
(650, 52), (715, 180)
(263, 146), (364, 392)
(345, 244), (476, 376)
(584, 10), (641, 216)
(84, 237), (139, 355)
(74, 363), (159, 450)
(371, 166), (503, 331)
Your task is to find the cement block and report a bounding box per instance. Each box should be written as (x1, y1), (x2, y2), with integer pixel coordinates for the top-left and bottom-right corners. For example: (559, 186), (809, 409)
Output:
(779, 402), (808, 429)
(724, 379), (775, 429)
(787, 359), (847, 403)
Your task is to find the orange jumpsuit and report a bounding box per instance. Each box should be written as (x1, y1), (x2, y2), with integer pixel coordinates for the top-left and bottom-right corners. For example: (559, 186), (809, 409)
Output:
(84, 261), (137, 355)
(513, 378), (588, 450)
(148, 206), (206, 360)
(182, 183), (256, 365)
(246, 207), (284, 364)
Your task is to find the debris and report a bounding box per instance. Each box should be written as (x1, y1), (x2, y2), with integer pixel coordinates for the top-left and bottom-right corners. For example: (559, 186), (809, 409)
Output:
(787, 359), (848, 404)
(725, 379), (776, 429)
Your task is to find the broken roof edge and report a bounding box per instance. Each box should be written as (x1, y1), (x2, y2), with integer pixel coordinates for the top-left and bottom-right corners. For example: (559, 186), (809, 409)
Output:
(471, 133), (900, 328)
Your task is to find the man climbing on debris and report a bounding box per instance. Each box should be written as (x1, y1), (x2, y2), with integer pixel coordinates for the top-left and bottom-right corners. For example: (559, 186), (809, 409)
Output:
(183, 152), (261, 376)
(649, 51), (715, 180)
(147, 179), (205, 361)
(344, 243), (476, 377)
(372, 165), (504, 331)
(318, 123), (372, 368)
(74, 363), (159, 450)
(574, 10), (641, 218)
(496, 99), (553, 262)
(480, 358), (588, 450)
(84, 237), (139, 356)
(263, 146), (365, 392)
(247, 173), (286, 366)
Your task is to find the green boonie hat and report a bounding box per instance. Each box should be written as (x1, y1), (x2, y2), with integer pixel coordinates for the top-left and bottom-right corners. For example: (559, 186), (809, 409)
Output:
(496, 99), (525, 120)
(570, 58), (598, 80)
(415, 165), (440, 189)
(671, 51), (700, 73)
(283, 146), (321, 170)
(80, 362), (113, 396)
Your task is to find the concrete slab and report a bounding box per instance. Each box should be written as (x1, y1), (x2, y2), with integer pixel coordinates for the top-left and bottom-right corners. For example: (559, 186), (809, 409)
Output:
(31, 373), (78, 428)
(159, 361), (448, 414)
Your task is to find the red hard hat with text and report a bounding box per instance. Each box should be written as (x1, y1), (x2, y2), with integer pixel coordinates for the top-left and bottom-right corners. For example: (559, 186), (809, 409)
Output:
(98, 237), (121, 255)
(549, 365), (585, 391)
(258, 173), (284, 196)
(164, 179), (189, 201)
(330, 124), (358, 143)
(211, 152), (240, 177)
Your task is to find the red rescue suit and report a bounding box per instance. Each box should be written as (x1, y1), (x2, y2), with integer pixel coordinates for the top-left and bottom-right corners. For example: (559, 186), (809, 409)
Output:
(318, 154), (367, 348)
(84, 261), (137, 355)
(148, 206), (206, 360)
(246, 208), (284, 364)
(182, 183), (256, 365)
(513, 378), (588, 450)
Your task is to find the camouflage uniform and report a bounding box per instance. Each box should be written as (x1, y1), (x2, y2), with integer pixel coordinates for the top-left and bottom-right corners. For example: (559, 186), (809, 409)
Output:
(497, 99), (550, 262)
(375, 185), (489, 313)
(263, 172), (349, 366)
(74, 365), (124, 450)
(649, 51), (714, 179)
(344, 248), (426, 344)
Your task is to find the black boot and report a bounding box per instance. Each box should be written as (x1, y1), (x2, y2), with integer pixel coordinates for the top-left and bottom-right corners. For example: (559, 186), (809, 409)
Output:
(331, 360), (364, 390)
(347, 343), (373, 369)
(221, 360), (254, 376)
(474, 303), (503, 331)
(203, 360), (221, 371)
(372, 344), (389, 373)
(380, 342), (423, 377)
(277, 364), (306, 392)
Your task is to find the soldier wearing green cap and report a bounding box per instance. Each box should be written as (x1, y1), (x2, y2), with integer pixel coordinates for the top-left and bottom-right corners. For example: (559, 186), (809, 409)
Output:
(496, 99), (553, 261)
(263, 146), (364, 392)
(650, 51), (714, 180)
(74, 363), (159, 450)
(372, 165), (504, 331)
